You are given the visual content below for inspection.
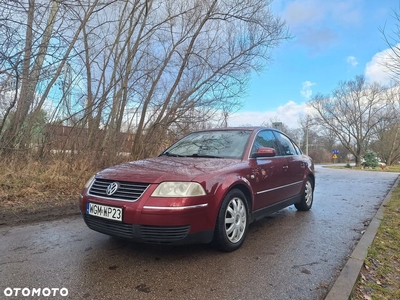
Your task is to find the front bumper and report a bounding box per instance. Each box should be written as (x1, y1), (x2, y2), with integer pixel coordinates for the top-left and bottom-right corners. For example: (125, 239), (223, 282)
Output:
(83, 214), (214, 245)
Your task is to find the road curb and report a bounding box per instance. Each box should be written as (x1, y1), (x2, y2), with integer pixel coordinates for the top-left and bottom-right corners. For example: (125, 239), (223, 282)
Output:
(324, 175), (400, 300)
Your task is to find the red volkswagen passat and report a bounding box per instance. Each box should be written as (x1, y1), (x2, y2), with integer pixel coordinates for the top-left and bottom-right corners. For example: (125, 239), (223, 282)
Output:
(79, 127), (315, 251)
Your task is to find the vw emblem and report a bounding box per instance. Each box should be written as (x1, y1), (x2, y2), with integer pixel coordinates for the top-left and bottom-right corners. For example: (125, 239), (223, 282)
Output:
(106, 182), (119, 196)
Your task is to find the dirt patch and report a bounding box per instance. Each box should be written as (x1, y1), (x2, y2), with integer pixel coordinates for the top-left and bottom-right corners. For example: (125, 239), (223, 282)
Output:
(0, 195), (80, 227)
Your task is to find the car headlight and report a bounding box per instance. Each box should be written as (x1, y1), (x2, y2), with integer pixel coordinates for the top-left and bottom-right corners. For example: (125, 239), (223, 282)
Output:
(152, 182), (206, 197)
(83, 175), (95, 189)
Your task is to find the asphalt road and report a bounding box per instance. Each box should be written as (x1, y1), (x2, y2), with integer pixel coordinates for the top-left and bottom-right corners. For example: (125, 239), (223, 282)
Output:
(0, 167), (398, 300)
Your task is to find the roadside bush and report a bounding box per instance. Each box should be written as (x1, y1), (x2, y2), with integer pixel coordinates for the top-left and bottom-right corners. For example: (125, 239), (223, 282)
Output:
(362, 151), (379, 168)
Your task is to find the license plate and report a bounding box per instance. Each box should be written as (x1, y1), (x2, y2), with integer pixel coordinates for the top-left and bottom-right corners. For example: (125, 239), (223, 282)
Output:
(86, 203), (123, 222)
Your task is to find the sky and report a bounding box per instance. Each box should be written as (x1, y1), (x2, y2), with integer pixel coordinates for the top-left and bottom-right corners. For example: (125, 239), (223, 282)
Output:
(227, 0), (400, 128)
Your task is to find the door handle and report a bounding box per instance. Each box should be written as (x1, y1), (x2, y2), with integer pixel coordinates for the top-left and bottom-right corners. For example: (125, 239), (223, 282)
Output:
(283, 165), (289, 170)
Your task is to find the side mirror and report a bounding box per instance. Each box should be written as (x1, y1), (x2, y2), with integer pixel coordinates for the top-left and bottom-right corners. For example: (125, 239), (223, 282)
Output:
(254, 147), (276, 158)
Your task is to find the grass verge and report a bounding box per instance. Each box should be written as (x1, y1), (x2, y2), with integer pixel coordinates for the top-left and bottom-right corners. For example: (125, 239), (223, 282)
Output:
(350, 180), (400, 300)
(327, 164), (400, 173)
(0, 153), (128, 226)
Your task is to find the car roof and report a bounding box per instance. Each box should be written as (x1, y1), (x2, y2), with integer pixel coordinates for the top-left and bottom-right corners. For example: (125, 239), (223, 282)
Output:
(191, 127), (283, 133)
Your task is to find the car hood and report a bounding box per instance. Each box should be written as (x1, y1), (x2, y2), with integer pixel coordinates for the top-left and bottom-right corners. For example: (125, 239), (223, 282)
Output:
(96, 157), (243, 183)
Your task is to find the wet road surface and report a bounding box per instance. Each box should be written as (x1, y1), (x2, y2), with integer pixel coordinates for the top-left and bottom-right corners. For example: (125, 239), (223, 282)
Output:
(0, 167), (398, 300)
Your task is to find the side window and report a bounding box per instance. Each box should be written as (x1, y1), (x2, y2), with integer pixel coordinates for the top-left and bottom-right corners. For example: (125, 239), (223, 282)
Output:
(292, 141), (302, 155)
(251, 130), (281, 156)
(274, 132), (296, 156)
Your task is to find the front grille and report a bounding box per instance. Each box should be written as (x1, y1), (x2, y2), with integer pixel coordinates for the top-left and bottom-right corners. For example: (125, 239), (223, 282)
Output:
(84, 215), (191, 244)
(89, 178), (149, 201)
(84, 214), (135, 239)
(140, 225), (190, 243)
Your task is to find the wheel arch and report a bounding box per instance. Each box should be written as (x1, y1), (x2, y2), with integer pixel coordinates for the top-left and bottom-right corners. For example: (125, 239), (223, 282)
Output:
(224, 183), (253, 215)
(306, 173), (315, 189)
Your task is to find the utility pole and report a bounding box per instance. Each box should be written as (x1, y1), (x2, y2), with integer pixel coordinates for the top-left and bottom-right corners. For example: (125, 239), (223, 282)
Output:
(306, 121), (309, 156)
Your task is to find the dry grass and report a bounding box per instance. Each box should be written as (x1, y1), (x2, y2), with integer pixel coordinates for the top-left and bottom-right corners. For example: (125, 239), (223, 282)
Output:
(0, 152), (129, 212)
(351, 181), (400, 300)
(327, 164), (400, 173)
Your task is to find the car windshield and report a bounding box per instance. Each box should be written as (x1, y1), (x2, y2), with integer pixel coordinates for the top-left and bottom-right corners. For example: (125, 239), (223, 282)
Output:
(162, 130), (252, 159)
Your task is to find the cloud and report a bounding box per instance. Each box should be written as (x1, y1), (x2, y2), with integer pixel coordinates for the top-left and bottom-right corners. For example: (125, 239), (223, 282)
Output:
(365, 47), (398, 85)
(227, 101), (308, 129)
(329, 1), (362, 26)
(298, 28), (338, 53)
(283, 0), (362, 27)
(347, 56), (358, 67)
(284, 1), (324, 26)
(282, 0), (362, 52)
(301, 81), (316, 99)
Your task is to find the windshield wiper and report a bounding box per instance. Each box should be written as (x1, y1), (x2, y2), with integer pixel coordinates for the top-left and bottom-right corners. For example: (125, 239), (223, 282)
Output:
(160, 152), (223, 158)
(159, 152), (185, 157)
(190, 153), (223, 159)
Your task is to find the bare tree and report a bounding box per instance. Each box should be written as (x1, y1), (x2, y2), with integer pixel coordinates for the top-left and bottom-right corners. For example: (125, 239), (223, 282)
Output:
(69, 0), (289, 158)
(1, 0), (289, 161)
(309, 75), (390, 166)
(0, 0), (112, 153)
(124, 0), (289, 158)
(369, 86), (400, 165)
(380, 6), (400, 81)
(376, 7), (400, 165)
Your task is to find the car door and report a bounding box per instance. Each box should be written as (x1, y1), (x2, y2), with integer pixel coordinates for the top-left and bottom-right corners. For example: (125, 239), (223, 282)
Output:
(249, 130), (289, 211)
(273, 131), (305, 198)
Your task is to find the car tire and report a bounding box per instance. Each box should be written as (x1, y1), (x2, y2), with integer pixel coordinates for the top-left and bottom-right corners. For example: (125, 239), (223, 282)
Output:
(213, 189), (249, 252)
(295, 177), (314, 211)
